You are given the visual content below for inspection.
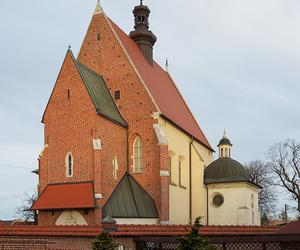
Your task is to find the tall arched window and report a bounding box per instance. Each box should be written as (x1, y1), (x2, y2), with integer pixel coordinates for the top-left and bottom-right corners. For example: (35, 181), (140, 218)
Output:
(66, 152), (73, 177)
(133, 136), (143, 173)
(112, 155), (118, 179)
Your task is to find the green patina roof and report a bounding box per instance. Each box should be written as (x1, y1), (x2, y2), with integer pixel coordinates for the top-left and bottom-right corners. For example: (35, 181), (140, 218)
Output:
(70, 51), (127, 127)
(218, 137), (232, 146)
(204, 157), (250, 184)
(103, 173), (159, 218)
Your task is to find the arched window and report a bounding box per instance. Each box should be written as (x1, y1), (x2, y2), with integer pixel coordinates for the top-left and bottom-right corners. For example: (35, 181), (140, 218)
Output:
(221, 148), (224, 157)
(133, 136), (143, 172)
(112, 155), (118, 179)
(118, 245), (125, 250)
(66, 152), (73, 177)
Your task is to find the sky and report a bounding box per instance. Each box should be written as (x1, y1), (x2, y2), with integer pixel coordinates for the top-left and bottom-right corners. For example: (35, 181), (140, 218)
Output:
(0, 0), (299, 220)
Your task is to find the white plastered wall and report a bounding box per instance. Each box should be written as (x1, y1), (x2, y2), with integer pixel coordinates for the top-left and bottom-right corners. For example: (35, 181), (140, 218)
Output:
(207, 182), (260, 226)
(55, 210), (88, 226)
(157, 117), (213, 225)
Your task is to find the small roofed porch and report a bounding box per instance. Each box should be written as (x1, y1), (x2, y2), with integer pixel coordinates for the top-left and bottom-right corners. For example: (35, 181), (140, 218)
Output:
(32, 182), (97, 226)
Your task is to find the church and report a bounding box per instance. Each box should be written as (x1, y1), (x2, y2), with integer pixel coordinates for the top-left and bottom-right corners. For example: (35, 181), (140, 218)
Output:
(31, 1), (260, 227)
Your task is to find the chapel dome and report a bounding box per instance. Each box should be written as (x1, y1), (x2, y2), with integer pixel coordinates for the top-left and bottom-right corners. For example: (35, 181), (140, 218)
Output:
(217, 137), (232, 146)
(204, 157), (250, 185)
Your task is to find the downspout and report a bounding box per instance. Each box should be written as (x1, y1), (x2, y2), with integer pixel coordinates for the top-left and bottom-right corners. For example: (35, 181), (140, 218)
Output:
(189, 138), (193, 225)
(126, 128), (129, 172)
(206, 185), (209, 225)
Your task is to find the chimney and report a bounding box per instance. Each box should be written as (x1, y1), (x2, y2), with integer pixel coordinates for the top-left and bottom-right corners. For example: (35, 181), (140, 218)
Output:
(129, 1), (157, 65)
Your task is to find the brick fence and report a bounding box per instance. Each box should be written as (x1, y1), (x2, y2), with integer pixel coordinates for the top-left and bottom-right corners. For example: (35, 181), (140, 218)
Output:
(0, 223), (298, 250)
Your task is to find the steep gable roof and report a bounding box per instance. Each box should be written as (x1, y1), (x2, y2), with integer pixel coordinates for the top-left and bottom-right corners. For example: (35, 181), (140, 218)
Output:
(103, 173), (159, 218)
(43, 50), (127, 128)
(108, 20), (213, 150)
(73, 56), (127, 127)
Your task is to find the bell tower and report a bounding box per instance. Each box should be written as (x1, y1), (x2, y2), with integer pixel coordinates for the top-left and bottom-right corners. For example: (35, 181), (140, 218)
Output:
(129, 0), (157, 65)
(217, 130), (233, 158)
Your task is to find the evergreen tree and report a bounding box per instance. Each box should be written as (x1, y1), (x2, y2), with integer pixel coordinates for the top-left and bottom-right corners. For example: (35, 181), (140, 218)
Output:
(177, 217), (215, 250)
(92, 232), (116, 250)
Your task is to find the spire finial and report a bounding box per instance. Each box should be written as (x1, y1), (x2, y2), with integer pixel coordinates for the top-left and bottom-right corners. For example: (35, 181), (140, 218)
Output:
(94, 0), (103, 15)
(140, 0), (143, 5)
(223, 129), (227, 138)
(165, 58), (169, 72)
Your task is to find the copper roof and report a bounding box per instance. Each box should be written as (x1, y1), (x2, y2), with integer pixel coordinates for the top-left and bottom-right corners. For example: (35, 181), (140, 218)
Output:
(109, 20), (213, 151)
(32, 182), (95, 210)
(103, 174), (159, 218)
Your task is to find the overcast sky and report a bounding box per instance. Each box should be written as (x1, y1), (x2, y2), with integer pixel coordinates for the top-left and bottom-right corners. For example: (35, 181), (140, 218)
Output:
(0, 0), (299, 220)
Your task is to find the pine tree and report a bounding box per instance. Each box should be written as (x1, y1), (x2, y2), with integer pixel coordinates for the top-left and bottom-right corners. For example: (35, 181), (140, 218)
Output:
(92, 232), (116, 250)
(177, 217), (215, 250)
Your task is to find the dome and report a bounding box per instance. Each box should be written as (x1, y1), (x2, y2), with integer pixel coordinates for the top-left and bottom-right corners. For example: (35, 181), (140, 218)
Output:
(204, 157), (250, 184)
(218, 137), (232, 146)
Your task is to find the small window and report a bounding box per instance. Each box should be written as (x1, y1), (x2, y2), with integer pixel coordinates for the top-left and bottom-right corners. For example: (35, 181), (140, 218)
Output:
(67, 89), (70, 99)
(169, 156), (172, 181)
(178, 160), (185, 188)
(66, 152), (74, 177)
(115, 90), (121, 100)
(112, 156), (118, 179)
(133, 136), (143, 173)
(212, 194), (224, 207)
(97, 33), (101, 41)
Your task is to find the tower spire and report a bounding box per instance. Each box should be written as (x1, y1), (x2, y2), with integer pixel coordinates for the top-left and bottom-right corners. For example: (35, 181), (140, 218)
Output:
(129, 1), (157, 65)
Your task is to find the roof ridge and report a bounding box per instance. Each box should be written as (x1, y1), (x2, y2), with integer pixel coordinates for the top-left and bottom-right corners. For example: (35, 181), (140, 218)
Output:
(164, 70), (213, 149)
(108, 18), (213, 151)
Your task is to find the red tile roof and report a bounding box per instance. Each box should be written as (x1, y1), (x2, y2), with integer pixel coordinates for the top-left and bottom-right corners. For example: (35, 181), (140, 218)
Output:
(32, 182), (95, 210)
(109, 20), (213, 151)
(276, 221), (300, 235)
(111, 224), (279, 237)
(0, 226), (101, 237)
(0, 225), (279, 238)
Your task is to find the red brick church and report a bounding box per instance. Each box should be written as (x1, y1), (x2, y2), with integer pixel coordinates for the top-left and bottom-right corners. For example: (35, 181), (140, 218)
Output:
(32, 1), (260, 227)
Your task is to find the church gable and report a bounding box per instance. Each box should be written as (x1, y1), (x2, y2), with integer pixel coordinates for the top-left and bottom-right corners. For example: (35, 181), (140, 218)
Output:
(43, 50), (127, 127)
(42, 50), (95, 123)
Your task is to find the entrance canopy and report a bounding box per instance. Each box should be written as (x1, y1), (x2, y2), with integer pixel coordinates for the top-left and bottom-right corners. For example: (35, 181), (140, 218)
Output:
(32, 182), (95, 210)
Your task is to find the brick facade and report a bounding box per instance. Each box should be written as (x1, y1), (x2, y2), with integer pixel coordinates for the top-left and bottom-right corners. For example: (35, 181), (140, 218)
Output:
(37, 9), (169, 225)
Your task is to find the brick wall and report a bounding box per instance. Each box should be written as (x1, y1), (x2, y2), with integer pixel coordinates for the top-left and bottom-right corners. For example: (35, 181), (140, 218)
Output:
(0, 236), (135, 250)
(77, 12), (165, 220)
(39, 52), (127, 226)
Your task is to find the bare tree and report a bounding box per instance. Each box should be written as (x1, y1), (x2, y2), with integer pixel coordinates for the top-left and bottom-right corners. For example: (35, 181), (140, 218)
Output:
(16, 190), (38, 224)
(245, 160), (277, 216)
(268, 139), (300, 215)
